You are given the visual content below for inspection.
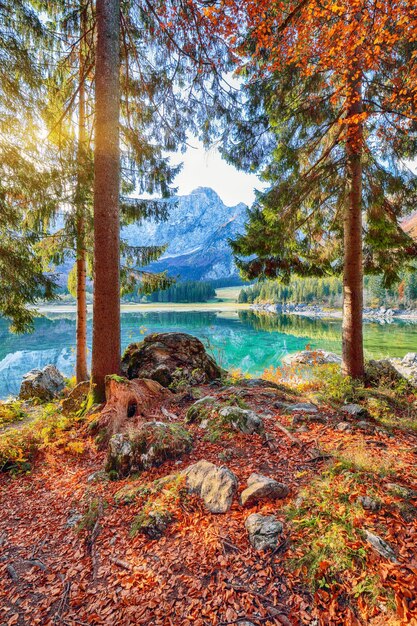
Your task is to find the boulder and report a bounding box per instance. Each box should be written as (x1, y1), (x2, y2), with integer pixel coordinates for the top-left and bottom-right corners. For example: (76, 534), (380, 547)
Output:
(19, 365), (65, 401)
(62, 380), (90, 415)
(218, 406), (264, 435)
(245, 513), (283, 550)
(240, 473), (289, 507)
(105, 422), (193, 477)
(282, 350), (341, 367)
(182, 460), (238, 513)
(121, 333), (224, 389)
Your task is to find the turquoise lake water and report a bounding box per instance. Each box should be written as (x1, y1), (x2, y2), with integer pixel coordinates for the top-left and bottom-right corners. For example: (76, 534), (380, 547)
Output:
(1, 309), (417, 398)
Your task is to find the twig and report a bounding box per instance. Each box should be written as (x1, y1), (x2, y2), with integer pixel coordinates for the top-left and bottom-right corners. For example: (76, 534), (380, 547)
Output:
(109, 557), (132, 571)
(6, 563), (19, 582)
(274, 421), (302, 446)
(53, 580), (71, 624)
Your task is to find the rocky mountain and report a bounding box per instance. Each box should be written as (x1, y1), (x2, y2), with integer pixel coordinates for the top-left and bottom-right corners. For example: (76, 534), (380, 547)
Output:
(122, 187), (247, 281)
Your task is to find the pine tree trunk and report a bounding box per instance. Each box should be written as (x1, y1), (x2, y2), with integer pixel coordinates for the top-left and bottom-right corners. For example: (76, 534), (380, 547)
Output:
(75, 6), (88, 383)
(91, 0), (121, 401)
(342, 72), (364, 379)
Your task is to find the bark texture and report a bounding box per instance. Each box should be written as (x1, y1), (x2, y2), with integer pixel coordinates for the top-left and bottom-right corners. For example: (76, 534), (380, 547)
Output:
(94, 376), (172, 437)
(91, 0), (121, 400)
(75, 6), (88, 383)
(342, 71), (364, 379)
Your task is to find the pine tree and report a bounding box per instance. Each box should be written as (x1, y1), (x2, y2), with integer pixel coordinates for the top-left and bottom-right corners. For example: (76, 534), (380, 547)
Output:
(0, 1), (59, 332)
(204, 0), (417, 378)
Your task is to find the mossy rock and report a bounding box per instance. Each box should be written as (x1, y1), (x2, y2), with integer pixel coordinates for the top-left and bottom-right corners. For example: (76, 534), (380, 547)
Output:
(185, 396), (218, 424)
(105, 422), (193, 478)
(121, 333), (225, 389)
(129, 474), (187, 539)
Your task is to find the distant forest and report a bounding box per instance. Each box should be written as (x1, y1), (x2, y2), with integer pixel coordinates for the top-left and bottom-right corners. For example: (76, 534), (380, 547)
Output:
(239, 272), (417, 308)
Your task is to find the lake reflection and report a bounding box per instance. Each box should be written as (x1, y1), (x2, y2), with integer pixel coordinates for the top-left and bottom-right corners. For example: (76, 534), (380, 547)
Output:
(0, 309), (416, 398)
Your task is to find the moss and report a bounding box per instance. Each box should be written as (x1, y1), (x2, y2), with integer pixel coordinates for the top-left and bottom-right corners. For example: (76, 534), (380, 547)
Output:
(129, 474), (187, 539)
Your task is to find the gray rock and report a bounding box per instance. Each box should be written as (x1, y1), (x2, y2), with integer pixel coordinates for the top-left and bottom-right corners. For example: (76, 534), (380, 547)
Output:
(282, 350), (341, 367)
(356, 420), (375, 432)
(363, 530), (398, 563)
(240, 473), (289, 506)
(19, 365), (65, 401)
(341, 403), (368, 418)
(336, 421), (352, 432)
(357, 496), (381, 512)
(245, 513), (283, 550)
(121, 333), (224, 388)
(287, 403), (318, 414)
(218, 406), (264, 434)
(183, 460), (238, 513)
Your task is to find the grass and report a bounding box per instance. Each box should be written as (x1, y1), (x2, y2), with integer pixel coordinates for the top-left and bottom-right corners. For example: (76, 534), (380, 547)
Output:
(0, 400), (28, 429)
(285, 467), (395, 614)
(0, 400), (88, 473)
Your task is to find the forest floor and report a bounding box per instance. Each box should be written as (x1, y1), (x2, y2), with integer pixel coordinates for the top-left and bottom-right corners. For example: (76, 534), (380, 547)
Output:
(1, 368), (417, 626)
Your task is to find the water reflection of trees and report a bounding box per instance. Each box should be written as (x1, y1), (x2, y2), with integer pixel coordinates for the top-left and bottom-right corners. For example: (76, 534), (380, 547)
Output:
(239, 310), (342, 343)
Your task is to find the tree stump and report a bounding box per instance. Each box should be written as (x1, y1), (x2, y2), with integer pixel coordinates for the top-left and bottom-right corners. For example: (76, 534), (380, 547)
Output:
(94, 376), (172, 436)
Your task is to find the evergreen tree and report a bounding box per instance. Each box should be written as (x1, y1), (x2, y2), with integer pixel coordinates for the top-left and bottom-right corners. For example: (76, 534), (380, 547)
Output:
(0, 1), (59, 332)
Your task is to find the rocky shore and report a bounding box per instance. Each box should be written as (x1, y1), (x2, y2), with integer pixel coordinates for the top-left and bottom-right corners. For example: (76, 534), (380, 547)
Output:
(251, 301), (417, 322)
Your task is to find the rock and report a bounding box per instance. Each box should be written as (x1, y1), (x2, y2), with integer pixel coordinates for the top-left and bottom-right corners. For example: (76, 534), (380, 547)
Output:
(287, 402), (318, 414)
(292, 414), (326, 426)
(363, 530), (398, 563)
(185, 396), (217, 423)
(240, 473), (289, 506)
(218, 406), (264, 434)
(386, 483), (417, 499)
(365, 359), (408, 388)
(356, 420), (375, 432)
(132, 509), (173, 539)
(336, 421), (352, 432)
(245, 513), (283, 550)
(121, 333), (224, 389)
(62, 381), (90, 415)
(341, 403), (368, 419)
(105, 422), (193, 478)
(19, 365), (65, 401)
(182, 460), (238, 513)
(282, 350), (341, 367)
(357, 496), (381, 512)
(65, 511), (83, 528)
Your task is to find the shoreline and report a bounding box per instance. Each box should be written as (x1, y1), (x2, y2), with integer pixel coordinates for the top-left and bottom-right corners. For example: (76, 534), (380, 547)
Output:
(250, 303), (417, 322)
(35, 302), (250, 314)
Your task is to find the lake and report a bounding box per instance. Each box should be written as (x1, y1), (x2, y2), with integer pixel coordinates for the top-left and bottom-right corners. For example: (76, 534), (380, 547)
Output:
(1, 308), (417, 399)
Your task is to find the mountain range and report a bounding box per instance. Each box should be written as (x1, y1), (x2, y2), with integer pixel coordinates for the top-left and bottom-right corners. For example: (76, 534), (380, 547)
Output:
(122, 187), (247, 281)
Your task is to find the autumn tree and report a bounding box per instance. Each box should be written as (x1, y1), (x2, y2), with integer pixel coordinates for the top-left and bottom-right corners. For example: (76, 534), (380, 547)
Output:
(199, 0), (417, 378)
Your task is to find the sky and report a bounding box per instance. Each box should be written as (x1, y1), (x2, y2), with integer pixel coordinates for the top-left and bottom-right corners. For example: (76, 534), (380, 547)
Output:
(169, 139), (262, 207)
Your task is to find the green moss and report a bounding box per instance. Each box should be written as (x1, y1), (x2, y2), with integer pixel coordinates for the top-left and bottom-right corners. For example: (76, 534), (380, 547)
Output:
(129, 474), (187, 539)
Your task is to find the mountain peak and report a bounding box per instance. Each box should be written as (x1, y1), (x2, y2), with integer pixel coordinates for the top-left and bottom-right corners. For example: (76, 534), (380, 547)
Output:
(122, 187), (247, 281)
